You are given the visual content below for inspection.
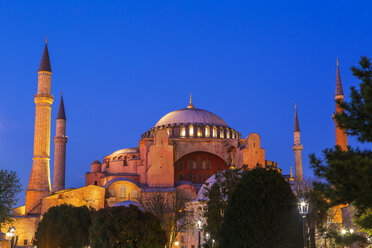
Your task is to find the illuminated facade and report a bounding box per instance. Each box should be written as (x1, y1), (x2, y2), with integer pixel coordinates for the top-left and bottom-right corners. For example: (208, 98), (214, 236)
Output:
(1, 42), (347, 248)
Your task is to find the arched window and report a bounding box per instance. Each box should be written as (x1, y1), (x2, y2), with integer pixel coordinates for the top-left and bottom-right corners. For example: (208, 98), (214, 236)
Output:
(197, 174), (202, 183)
(189, 125), (194, 136)
(205, 126), (210, 137)
(226, 129), (230, 139)
(166, 128), (170, 135)
(232, 131), (235, 139)
(178, 162), (184, 170)
(220, 128), (224, 139)
(131, 189), (138, 199)
(188, 174), (193, 181)
(94, 181), (97, 186)
(179, 174), (184, 181)
(197, 127), (202, 137)
(120, 185), (127, 198)
(181, 126), (186, 137)
(212, 126), (217, 138)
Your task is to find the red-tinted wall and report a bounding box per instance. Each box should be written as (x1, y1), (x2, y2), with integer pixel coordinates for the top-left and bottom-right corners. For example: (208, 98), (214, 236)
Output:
(174, 152), (228, 184)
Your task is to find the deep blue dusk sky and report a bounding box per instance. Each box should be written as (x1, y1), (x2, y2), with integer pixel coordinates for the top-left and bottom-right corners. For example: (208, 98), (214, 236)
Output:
(0, 0), (371, 204)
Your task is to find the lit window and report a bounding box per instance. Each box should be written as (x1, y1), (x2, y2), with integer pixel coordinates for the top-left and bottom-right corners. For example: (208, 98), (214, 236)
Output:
(232, 131), (235, 139)
(226, 129), (230, 139)
(189, 125), (194, 136)
(220, 129), (224, 138)
(205, 126), (210, 137)
(131, 189), (138, 199)
(120, 185), (127, 198)
(166, 128), (170, 135)
(212, 126), (217, 137)
(181, 126), (186, 137)
(197, 127), (202, 137)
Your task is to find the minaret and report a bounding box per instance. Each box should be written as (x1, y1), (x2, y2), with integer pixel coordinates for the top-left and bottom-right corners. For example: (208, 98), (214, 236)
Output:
(334, 58), (348, 151)
(292, 104), (304, 182)
(25, 39), (53, 214)
(53, 93), (67, 192)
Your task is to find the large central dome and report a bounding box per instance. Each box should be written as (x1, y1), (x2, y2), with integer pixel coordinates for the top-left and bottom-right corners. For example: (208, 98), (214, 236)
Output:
(154, 108), (228, 128)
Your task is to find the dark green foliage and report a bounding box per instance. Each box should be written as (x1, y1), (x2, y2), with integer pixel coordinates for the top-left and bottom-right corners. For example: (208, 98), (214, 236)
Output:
(311, 56), (372, 235)
(203, 168), (241, 246)
(219, 168), (303, 248)
(33, 204), (92, 248)
(0, 169), (21, 225)
(89, 205), (166, 248)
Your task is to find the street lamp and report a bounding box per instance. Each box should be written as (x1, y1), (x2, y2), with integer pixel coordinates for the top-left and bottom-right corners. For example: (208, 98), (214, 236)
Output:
(174, 241), (180, 247)
(298, 199), (309, 248)
(196, 219), (202, 248)
(6, 226), (16, 248)
(205, 233), (210, 248)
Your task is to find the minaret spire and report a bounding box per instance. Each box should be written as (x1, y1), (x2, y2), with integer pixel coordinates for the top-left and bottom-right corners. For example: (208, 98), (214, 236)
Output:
(334, 58), (348, 150)
(53, 93), (68, 192)
(292, 104), (304, 182)
(335, 58), (344, 96)
(38, 38), (52, 72)
(26, 41), (54, 214)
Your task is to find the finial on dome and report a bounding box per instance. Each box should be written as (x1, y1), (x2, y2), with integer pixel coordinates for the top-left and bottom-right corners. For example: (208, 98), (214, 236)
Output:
(187, 93), (194, 109)
(45, 36), (48, 44)
(290, 166), (293, 178)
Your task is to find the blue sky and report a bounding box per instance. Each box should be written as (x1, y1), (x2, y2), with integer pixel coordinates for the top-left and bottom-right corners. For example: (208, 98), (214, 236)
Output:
(0, 0), (371, 204)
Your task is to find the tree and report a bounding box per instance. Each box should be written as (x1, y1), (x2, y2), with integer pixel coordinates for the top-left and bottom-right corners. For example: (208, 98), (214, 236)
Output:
(202, 168), (241, 247)
(89, 205), (166, 248)
(219, 168), (303, 248)
(311, 56), (372, 235)
(140, 188), (193, 248)
(33, 204), (92, 248)
(0, 169), (21, 226)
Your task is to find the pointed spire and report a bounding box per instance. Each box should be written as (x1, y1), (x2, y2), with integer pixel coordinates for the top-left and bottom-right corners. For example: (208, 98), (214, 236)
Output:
(57, 93), (66, 120)
(187, 93), (194, 109)
(335, 58), (344, 96)
(38, 38), (52, 72)
(294, 104), (300, 132)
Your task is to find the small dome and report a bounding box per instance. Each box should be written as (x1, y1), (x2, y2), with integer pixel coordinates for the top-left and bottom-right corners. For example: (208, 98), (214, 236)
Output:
(155, 108), (228, 128)
(110, 147), (139, 156)
(91, 160), (101, 164)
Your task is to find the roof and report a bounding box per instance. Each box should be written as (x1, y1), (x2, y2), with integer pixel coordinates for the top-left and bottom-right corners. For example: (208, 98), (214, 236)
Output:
(38, 43), (52, 72)
(57, 95), (66, 120)
(91, 160), (101, 164)
(336, 58), (344, 96)
(113, 201), (143, 210)
(155, 108), (228, 128)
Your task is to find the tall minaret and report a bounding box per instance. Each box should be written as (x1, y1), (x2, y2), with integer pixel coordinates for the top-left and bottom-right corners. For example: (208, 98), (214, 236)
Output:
(52, 93), (67, 192)
(334, 58), (348, 151)
(25, 39), (53, 214)
(292, 104), (304, 182)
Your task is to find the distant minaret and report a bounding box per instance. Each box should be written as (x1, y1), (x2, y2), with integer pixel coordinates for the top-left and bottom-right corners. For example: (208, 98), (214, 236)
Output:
(53, 93), (67, 192)
(334, 58), (348, 151)
(25, 39), (53, 214)
(292, 104), (303, 182)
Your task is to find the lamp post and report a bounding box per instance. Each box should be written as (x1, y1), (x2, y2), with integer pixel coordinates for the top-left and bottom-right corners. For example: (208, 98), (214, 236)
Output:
(298, 199), (309, 248)
(196, 219), (202, 248)
(6, 226), (16, 248)
(205, 233), (210, 248)
(174, 241), (180, 247)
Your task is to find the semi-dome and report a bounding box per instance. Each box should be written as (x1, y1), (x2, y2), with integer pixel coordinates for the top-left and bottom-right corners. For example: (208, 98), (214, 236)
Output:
(110, 147), (139, 156)
(155, 108), (228, 128)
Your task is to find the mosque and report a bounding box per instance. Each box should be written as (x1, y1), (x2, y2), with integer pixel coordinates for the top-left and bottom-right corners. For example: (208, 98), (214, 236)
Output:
(0, 41), (347, 248)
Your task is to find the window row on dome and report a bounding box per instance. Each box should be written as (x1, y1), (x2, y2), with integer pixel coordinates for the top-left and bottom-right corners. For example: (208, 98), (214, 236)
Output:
(142, 124), (240, 139)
